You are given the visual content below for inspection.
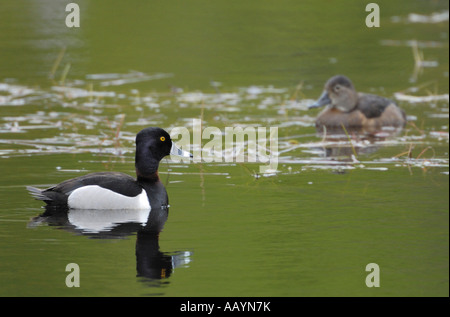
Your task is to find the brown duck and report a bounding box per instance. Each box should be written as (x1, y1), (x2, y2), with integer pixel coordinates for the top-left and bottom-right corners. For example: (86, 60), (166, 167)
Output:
(309, 75), (406, 130)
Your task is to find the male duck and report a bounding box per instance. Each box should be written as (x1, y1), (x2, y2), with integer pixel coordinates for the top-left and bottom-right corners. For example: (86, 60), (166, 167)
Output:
(27, 127), (192, 210)
(309, 75), (406, 129)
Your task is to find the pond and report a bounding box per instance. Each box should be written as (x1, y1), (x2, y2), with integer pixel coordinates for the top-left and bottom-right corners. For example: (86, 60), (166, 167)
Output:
(0, 0), (448, 297)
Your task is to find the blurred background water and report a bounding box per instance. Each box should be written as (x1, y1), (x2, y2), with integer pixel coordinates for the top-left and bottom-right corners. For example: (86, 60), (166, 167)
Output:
(0, 0), (448, 296)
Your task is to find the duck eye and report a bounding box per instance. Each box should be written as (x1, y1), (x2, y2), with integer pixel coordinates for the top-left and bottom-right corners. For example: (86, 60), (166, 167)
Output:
(334, 85), (341, 92)
(160, 136), (166, 142)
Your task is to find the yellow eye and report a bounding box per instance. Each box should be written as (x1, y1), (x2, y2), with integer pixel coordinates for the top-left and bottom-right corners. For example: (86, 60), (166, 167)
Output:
(160, 136), (166, 142)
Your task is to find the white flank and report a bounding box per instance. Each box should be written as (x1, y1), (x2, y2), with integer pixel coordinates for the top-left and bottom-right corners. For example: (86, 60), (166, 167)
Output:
(67, 185), (151, 210)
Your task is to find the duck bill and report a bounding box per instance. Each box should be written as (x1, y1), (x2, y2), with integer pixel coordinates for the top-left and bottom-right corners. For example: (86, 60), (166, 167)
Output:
(309, 91), (331, 109)
(170, 143), (193, 158)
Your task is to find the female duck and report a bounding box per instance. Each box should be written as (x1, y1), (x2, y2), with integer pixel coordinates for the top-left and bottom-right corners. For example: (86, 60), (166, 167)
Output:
(309, 75), (406, 129)
(27, 127), (192, 210)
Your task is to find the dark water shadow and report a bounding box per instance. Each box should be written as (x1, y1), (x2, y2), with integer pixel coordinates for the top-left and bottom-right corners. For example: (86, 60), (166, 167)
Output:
(28, 205), (192, 286)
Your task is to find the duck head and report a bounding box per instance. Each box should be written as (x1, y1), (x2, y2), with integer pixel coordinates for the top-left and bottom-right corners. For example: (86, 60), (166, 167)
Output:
(135, 127), (192, 179)
(309, 75), (359, 112)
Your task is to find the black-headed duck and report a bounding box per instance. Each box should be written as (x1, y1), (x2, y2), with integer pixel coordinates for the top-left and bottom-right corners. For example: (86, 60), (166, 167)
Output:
(27, 127), (192, 210)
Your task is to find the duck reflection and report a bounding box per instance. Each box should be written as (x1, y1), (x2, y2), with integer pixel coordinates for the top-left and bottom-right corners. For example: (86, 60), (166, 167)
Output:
(313, 125), (404, 161)
(28, 205), (192, 282)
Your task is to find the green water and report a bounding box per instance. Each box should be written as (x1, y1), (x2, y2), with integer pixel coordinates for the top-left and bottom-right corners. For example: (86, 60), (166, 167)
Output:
(0, 0), (448, 297)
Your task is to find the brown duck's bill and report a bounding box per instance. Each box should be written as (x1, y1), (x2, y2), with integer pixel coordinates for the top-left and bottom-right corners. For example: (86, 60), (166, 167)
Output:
(309, 91), (331, 109)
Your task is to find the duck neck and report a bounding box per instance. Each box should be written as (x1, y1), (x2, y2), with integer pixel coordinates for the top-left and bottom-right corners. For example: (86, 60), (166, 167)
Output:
(334, 89), (359, 112)
(135, 147), (162, 183)
(136, 169), (160, 183)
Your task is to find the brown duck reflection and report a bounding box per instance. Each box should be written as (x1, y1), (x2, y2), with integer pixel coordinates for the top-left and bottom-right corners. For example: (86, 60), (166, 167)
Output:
(313, 125), (405, 161)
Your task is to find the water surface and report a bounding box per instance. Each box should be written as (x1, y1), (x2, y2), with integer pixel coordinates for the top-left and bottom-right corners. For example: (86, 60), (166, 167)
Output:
(0, 0), (448, 297)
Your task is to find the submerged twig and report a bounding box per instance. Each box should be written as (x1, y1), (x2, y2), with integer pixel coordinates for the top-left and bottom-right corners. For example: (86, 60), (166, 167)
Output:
(320, 125), (327, 144)
(407, 121), (425, 135)
(60, 63), (71, 86)
(49, 46), (66, 81)
(341, 123), (358, 159)
(199, 99), (205, 206)
(104, 113), (126, 151)
(393, 143), (414, 159)
(416, 146), (435, 160)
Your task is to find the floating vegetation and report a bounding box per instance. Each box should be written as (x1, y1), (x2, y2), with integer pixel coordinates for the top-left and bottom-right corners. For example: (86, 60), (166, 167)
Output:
(0, 73), (448, 176)
(390, 10), (449, 24)
(394, 92), (449, 103)
(86, 71), (173, 87)
(407, 10), (449, 24)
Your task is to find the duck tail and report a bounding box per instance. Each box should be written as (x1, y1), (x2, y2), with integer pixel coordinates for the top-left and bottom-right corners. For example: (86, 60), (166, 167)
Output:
(26, 186), (49, 201)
